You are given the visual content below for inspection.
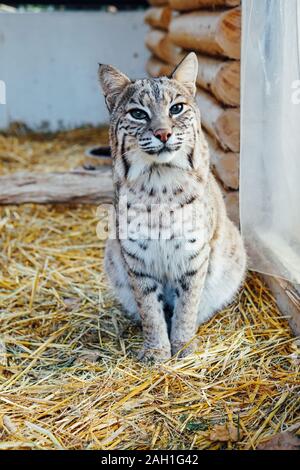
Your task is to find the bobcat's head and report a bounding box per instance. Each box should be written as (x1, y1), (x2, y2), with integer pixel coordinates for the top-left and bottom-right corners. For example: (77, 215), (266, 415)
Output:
(98, 53), (200, 167)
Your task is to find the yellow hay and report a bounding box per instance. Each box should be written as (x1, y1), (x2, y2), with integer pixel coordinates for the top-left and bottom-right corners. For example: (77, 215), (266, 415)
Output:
(0, 125), (109, 175)
(0, 128), (299, 450)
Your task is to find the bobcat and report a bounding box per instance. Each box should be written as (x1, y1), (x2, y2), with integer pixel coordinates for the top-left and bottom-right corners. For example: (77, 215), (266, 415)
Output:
(98, 53), (246, 362)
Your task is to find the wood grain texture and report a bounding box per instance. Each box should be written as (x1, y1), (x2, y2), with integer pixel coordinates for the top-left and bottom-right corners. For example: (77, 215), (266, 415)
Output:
(197, 88), (240, 152)
(144, 6), (172, 31)
(148, 0), (169, 6)
(222, 188), (239, 227)
(145, 29), (184, 65)
(169, 0), (240, 11)
(146, 56), (174, 77)
(196, 56), (240, 106)
(205, 132), (239, 190)
(261, 275), (300, 336)
(145, 51), (240, 106)
(169, 8), (241, 59)
(0, 169), (113, 205)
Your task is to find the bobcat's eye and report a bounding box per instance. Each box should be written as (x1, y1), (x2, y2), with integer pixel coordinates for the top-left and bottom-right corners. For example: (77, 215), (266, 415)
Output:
(129, 109), (149, 120)
(170, 103), (184, 116)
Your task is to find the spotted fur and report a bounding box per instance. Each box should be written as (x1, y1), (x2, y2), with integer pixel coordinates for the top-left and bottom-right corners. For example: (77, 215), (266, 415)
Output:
(99, 53), (247, 362)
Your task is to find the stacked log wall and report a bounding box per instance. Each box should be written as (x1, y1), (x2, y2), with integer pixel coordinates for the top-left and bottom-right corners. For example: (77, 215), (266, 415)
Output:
(144, 0), (241, 226)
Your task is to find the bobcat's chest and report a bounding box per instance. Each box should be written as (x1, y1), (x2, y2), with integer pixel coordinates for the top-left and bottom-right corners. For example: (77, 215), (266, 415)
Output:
(117, 172), (209, 280)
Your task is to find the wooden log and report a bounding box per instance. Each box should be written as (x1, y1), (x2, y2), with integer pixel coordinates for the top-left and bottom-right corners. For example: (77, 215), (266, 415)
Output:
(0, 169), (113, 205)
(197, 88), (240, 152)
(169, 8), (241, 59)
(169, 0), (240, 10)
(196, 56), (240, 106)
(260, 275), (300, 336)
(145, 29), (184, 65)
(144, 7), (172, 31)
(218, 186), (239, 226)
(205, 132), (239, 190)
(148, 0), (169, 6)
(146, 56), (174, 77)
(224, 190), (239, 226)
(146, 52), (240, 106)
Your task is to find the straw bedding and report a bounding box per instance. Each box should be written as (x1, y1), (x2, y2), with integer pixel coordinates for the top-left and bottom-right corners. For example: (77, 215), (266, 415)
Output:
(0, 128), (299, 450)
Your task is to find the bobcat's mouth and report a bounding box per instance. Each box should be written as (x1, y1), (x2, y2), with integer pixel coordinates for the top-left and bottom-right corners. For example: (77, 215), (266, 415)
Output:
(157, 146), (173, 155)
(144, 143), (181, 156)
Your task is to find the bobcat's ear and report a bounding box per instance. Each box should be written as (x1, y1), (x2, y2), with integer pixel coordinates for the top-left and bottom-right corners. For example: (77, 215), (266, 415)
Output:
(171, 52), (198, 96)
(98, 64), (131, 112)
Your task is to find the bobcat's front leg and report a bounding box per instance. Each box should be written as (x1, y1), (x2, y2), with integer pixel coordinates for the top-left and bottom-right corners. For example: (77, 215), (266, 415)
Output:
(130, 274), (171, 363)
(171, 253), (209, 358)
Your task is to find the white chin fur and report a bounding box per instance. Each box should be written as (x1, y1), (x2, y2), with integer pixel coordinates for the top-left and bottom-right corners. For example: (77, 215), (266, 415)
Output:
(140, 148), (177, 164)
(155, 150), (177, 163)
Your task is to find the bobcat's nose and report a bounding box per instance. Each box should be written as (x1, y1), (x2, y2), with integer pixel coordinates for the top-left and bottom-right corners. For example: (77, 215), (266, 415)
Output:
(153, 128), (172, 143)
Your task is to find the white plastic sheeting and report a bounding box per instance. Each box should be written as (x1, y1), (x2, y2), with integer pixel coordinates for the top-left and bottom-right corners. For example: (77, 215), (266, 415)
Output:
(240, 0), (300, 283)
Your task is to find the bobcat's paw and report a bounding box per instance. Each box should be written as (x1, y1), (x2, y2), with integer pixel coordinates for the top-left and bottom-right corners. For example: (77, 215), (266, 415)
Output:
(137, 346), (171, 364)
(171, 338), (199, 358)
